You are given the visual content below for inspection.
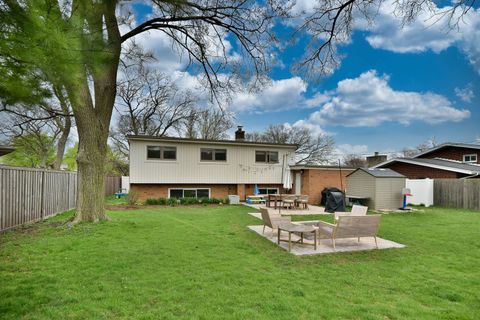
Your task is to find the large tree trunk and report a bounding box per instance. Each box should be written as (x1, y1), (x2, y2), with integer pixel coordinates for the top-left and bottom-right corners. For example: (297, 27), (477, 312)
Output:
(74, 124), (109, 222)
(67, 1), (121, 223)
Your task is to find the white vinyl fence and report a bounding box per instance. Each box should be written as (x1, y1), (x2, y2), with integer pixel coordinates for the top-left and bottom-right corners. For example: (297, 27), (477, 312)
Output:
(406, 178), (434, 207)
(121, 176), (130, 193)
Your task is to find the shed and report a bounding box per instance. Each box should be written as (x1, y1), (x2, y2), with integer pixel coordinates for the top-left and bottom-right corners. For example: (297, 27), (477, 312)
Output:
(346, 168), (406, 210)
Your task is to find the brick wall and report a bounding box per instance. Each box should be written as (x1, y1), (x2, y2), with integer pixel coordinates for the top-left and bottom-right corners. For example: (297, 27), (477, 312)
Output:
(383, 162), (464, 179)
(298, 169), (354, 205)
(419, 146), (479, 164)
(131, 183), (284, 201)
(131, 184), (237, 201)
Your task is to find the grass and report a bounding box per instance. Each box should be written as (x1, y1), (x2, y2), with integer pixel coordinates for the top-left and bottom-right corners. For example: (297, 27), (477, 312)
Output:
(0, 205), (479, 319)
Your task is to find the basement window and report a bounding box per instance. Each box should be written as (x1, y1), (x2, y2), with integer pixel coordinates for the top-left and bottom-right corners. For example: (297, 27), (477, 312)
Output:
(168, 188), (210, 198)
(258, 188), (279, 195)
(463, 154), (477, 163)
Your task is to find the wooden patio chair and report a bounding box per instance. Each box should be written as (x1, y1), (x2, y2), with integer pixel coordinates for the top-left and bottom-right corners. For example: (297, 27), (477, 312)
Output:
(297, 195), (309, 209)
(334, 204), (368, 221)
(282, 195), (296, 210)
(260, 208), (291, 234)
(317, 215), (381, 250)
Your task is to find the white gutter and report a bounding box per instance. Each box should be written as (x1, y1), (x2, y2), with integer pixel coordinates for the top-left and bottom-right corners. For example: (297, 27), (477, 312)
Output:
(373, 158), (477, 175)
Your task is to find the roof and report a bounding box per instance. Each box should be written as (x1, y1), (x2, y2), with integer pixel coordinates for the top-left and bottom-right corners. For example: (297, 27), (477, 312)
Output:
(373, 157), (480, 175)
(414, 142), (480, 158)
(347, 167), (405, 178)
(0, 145), (15, 156)
(127, 135), (298, 149)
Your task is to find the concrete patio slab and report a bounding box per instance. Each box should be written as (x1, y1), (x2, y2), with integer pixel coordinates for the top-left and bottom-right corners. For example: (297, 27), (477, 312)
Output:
(248, 225), (405, 256)
(243, 203), (329, 215)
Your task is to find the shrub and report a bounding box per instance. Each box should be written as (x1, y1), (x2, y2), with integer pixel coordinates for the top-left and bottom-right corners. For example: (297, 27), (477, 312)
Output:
(145, 198), (159, 205)
(126, 190), (140, 205)
(167, 198), (178, 206)
(158, 198), (167, 205)
(180, 197), (199, 205)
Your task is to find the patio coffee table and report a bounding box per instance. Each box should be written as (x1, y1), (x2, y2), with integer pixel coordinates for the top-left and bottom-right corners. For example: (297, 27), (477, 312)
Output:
(277, 222), (318, 252)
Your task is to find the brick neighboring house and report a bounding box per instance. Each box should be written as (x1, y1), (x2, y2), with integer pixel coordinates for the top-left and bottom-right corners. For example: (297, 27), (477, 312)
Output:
(290, 165), (355, 204)
(374, 143), (480, 179)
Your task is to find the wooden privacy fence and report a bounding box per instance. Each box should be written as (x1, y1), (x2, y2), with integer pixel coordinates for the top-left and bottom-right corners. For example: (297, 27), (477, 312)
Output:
(0, 166), (121, 232)
(105, 176), (121, 196)
(434, 179), (480, 211)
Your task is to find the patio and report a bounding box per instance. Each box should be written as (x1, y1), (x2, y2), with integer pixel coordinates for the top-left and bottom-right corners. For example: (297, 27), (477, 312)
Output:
(246, 209), (405, 255)
(248, 225), (405, 256)
(243, 203), (329, 215)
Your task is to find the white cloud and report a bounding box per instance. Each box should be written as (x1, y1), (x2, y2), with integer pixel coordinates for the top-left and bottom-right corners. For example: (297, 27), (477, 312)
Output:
(230, 77), (309, 112)
(455, 85), (475, 103)
(361, 2), (480, 73)
(297, 70), (470, 131)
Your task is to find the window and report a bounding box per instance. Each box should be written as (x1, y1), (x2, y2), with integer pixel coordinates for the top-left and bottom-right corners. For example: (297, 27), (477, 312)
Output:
(255, 151), (279, 163)
(201, 148), (227, 161)
(258, 188), (279, 195)
(168, 188), (211, 198)
(463, 154), (477, 163)
(147, 146), (177, 160)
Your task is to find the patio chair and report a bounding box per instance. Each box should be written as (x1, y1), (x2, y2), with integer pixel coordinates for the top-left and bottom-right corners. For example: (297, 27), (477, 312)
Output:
(260, 208), (291, 234)
(334, 204), (368, 221)
(297, 195), (309, 209)
(282, 195), (296, 209)
(317, 215), (381, 250)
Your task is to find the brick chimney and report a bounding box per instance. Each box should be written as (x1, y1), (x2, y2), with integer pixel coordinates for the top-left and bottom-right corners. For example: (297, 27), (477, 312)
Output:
(235, 126), (245, 141)
(367, 152), (387, 167)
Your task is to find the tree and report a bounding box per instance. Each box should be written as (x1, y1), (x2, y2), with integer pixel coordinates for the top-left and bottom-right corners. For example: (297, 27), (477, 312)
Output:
(0, 0), (276, 222)
(0, 95), (73, 170)
(111, 61), (195, 157)
(63, 143), (128, 176)
(402, 138), (438, 158)
(0, 134), (56, 168)
(343, 154), (366, 168)
(246, 124), (335, 164)
(181, 108), (234, 140)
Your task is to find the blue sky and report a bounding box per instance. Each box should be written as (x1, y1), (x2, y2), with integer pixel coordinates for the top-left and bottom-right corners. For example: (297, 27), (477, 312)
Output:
(128, 1), (480, 158)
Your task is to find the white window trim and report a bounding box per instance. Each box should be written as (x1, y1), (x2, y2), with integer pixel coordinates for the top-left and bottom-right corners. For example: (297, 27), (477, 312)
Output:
(146, 145), (177, 161)
(463, 154), (477, 163)
(168, 188), (211, 198)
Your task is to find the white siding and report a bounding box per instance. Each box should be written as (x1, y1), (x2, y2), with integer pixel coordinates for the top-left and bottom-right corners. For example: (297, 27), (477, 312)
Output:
(129, 140), (296, 184)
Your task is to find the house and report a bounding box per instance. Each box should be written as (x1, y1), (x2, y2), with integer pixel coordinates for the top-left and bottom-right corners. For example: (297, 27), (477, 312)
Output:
(128, 127), (297, 201)
(0, 145), (15, 157)
(346, 168), (406, 210)
(374, 143), (480, 179)
(290, 165), (355, 204)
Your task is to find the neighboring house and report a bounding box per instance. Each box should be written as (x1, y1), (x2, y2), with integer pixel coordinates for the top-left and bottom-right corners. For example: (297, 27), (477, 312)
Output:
(290, 165), (355, 204)
(374, 143), (480, 179)
(128, 127), (297, 201)
(0, 145), (15, 157)
(347, 168), (406, 210)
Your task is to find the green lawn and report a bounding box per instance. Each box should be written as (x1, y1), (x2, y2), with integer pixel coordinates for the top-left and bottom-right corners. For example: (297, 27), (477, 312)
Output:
(1, 206), (479, 319)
